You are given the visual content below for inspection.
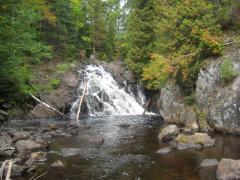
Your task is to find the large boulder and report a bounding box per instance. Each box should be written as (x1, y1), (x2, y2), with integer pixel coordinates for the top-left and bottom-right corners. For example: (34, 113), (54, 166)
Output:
(15, 140), (43, 154)
(158, 83), (199, 130)
(217, 158), (240, 180)
(196, 48), (240, 134)
(158, 125), (179, 142)
(173, 133), (215, 149)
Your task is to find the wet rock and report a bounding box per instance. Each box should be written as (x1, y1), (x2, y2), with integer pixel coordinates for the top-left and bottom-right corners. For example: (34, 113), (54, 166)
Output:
(15, 140), (43, 154)
(26, 152), (47, 166)
(0, 109), (8, 118)
(42, 132), (53, 139)
(119, 123), (130, 128)
(156, 147), (172, 154)
(89, 135), (104, 145)
(175, 143), (201, 150)
(217, 158), (240, 180)
(48, 123), (58, 130)
(22, 127), (38, 131)
(158, 125), (179, 142)
(13, 131), (30, 142)
(196, 49), (240, 135)
(3, 163), (27, 177)
(173, 133), (215, 149)
(0, 133), (14, 156)
(51, 160), (64, 168)
(200, 159), (219, 167)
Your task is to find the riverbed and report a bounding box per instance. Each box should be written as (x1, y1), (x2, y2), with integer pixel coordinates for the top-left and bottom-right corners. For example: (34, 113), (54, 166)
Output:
(2, 115), (240, 180)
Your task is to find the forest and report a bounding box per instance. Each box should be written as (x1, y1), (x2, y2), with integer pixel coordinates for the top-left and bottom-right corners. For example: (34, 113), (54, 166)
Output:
(0, 0), (239, 105)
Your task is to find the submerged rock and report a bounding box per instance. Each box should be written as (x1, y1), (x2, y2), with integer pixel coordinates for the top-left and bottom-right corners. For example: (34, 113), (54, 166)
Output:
(26, 152), (47, 166)
(156, 147), (172, 154)
(158, 125), (179, 142)
(217, 158), (240, 180)
(89, 135), (104, 145)
(200, 159), (219, 167)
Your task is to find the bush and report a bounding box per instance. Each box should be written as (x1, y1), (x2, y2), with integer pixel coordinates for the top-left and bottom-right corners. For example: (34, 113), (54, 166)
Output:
(49, 79), (61, 89)
(184, 95), (196, 105)
(220, 59), (238, 84)
(56, 63), (74, 73)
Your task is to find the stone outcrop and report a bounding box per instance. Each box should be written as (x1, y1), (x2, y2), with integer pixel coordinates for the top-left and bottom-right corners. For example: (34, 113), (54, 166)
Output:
(29, 68), (80, 119)
(158, 83), (199, 130)
(196, 47), (240, 134)
(158, 125), (179, 142)
(217, 158), (240, 180)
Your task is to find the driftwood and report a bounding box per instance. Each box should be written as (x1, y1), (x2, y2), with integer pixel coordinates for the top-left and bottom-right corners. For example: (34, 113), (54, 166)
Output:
(76, 80), (87, 123)
(0, 159), (12, 180)
(29, 94), (70, 119)
(5, 160), (12, 180)
(142, 99), (151, 115)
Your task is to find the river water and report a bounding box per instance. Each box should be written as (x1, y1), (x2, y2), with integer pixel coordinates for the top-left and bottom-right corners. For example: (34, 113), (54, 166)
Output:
(9, 115), (240, 180)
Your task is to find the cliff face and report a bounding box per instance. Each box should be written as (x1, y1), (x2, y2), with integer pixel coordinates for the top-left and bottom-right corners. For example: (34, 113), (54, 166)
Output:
(153, 46), (240, 134)
(196, 47), (240, 134)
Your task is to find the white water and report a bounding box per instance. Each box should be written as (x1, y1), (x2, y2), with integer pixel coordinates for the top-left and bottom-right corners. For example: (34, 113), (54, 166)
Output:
(70, 65), (145, 116)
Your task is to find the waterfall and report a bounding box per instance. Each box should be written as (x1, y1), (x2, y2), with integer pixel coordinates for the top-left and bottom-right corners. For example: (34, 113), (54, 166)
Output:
(70, 65), (145, 116)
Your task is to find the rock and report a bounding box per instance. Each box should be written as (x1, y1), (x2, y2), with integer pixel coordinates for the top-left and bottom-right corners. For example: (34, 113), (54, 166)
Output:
(13, 131), (30, 142)
(157, 83), (199, 130)
(15, 140), (43, 154)
(217, 158), (240, 180)
(196, 49), (240, 134)
(89, 135), (104, 145)
(0, 115), (6, 123)
(3, 164), (27, 177)
(51, 160), (64, 167)
(0, 109), (8, 118)
(156, 147), (172, 154)
(42, 132), (53, 139)
(119, 123), (130, 128)
(173, 133), (215, 149)
(0, 133), (14, 156)
(200, 159), (219, 167)
(48, 123), (58, 130)
(26, 152), (47, 166)
(22, 127), (38, 131)
(158, 125), (179, 142)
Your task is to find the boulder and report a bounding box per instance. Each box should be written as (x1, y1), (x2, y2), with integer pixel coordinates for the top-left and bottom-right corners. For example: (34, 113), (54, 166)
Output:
(158, 83), (199, 130)
(200, 159), (219, 167)
(13, 131), (30, 142)
(173, 133), (215, 149)
(158, 125), (179, 142)
(217, 158), (240, 180)
(0, 133), (14, 156)
(15, 140), (43, 154)
(51, 160), (64, 168)
(196, 48), (240, 134)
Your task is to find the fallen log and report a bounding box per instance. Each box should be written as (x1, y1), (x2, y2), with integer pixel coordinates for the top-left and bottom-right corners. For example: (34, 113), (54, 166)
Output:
(29, 94), (70, 119)
(76, 80), (87, 123)
(142, 98), (151, 115)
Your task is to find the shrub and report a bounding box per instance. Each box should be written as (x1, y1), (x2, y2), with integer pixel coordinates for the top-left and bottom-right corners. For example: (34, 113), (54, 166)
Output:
(56, 63), (74, 73)
(220, 59), (238, 84)
(184, 95), (196, 105)
(49, 79), (61, 89)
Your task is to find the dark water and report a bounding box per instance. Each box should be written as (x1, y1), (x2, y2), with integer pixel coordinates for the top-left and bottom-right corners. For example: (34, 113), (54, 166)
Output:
(8, 116), (240, 180)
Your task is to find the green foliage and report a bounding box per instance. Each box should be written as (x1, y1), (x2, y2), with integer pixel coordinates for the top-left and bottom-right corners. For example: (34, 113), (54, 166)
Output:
(184, 95), (196, 105)
(49, 79), (61, 89)
(125, 0), (234, 94)
(220, 59), (238, 84)
(0, 0), (52, 102)
(56, 63), (74, 73)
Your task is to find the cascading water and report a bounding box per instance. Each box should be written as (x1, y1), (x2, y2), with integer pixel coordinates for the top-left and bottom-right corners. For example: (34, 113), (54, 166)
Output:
(70, 65), (145, 116)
